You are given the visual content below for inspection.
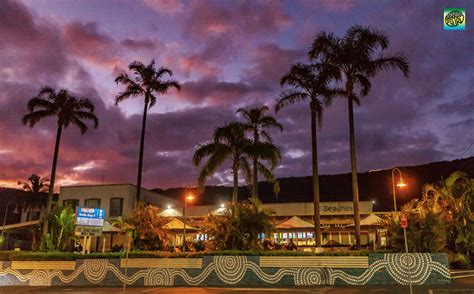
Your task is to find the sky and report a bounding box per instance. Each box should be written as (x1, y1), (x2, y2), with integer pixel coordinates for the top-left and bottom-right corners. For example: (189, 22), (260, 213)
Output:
(0, 0), (472, 190)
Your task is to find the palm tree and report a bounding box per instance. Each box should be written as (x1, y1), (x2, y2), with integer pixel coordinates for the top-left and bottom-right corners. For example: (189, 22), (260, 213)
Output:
(309, 25), (409, 247)
(18, 174), (49, 221)
(22, 86), (99, 235)
(193, 122), (252, 204)
(276, 62), (340, 248)
(115, 60), (181, 203)
(236, 106), (283, 200)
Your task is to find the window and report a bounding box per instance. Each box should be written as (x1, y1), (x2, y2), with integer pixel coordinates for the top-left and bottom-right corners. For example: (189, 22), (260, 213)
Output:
(84, 198), (101, 209)
(109, 198), (123, 217)
(63, 199), (79, 211)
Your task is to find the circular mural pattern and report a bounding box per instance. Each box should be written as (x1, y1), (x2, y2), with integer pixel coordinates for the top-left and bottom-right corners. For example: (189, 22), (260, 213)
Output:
(29, 270), (52, 286)
(144, 268), (173, 286)
(385, 253), (432, 284)
(83, 259), (108, 283)
(214, 256), (247, 284)
(294, 268), (328, 285)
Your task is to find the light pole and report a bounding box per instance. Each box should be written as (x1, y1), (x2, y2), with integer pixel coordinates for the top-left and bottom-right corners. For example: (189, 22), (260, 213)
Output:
(1, 201), (20, 250)
(391, 168), (406, 212)
(182, 193), (195, 252)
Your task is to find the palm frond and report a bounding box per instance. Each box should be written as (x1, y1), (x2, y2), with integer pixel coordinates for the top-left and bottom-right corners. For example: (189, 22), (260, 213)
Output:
(22, 110), (55, 126)
(367, 54), (410, 78)
(275, 90), (308, 112)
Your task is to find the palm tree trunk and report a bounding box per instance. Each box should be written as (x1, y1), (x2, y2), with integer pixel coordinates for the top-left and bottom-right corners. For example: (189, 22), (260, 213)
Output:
(252, 156), (258, 200)
(232, 163), (239, 204)
(136, 99), (149, 204)
(348, 94), (361, 248)
(43, 124), (62, 237)
(252, 129), (259, 200)
(310, 106), (321, 247)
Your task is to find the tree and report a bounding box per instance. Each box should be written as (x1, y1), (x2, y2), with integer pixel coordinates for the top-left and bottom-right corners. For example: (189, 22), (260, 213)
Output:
(276, 62), (340, 247)
(309, 26), (409, 247)
(115, 60), (180, 203)
(204, 199), (274, 251)
(193, 122), (252, 204)
(113, 203), (170, 251)
(22, 87), (99, 236)
(422, 172), (474, 262)
(18, 174), (49, 221)
(236, 106), (283, 200)
(54, 207), (76, 251)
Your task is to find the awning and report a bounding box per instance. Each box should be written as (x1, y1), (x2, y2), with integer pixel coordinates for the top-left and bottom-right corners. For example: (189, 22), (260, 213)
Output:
(360, 214), (384, 226)
(346, 214), (384, 227)
(276, 216), (314, 229)
(163, 218), (197, 231)
(0, 220), (40, 231)
(102, 221), (122, 233)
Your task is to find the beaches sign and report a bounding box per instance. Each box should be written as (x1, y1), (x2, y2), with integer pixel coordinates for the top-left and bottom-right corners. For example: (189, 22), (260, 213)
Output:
(321, 202), (354, 214)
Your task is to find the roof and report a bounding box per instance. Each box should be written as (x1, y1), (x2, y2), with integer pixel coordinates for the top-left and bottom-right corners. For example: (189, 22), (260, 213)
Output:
(163, 218), (197, 230)
(345, 214), (384, 227)
(359, 214), (384, 226)
(102, 221), (122, 233)
(276, 216), (314, 229)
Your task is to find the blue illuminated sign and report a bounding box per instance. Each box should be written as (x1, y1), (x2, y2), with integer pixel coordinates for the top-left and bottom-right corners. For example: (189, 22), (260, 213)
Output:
(76, 207), (104, 227)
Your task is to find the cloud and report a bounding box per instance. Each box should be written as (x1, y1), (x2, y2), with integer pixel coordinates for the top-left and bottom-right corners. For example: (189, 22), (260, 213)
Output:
(143, 0), (184, 15)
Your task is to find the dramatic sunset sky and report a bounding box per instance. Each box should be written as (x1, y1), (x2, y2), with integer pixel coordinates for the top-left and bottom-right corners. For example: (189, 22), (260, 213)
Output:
(0, 0), (472, 190)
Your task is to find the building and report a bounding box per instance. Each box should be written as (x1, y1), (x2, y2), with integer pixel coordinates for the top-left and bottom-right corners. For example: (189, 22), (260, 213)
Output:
(58, 184), (181, 252)
(2, 184), (387, 251)
(59, 184), (181, 218)
(160, 201), (385, 248)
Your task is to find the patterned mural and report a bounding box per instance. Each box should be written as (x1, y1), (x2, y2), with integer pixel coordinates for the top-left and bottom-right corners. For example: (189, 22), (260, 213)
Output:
(0, 254), (451, 286)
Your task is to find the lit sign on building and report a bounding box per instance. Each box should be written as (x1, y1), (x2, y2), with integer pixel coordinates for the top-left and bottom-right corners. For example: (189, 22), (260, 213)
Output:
(76, 207), (104, 227)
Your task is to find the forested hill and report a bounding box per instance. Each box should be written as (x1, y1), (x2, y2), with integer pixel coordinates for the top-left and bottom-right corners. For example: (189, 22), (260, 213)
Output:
(154, 157), (474, 211)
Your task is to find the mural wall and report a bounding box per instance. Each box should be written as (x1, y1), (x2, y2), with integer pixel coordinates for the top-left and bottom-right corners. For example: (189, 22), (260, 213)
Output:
(0, 253), (451, 286)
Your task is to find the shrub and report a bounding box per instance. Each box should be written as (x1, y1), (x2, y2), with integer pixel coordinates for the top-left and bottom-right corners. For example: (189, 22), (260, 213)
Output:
(0, 249), (390, 261)
(203, 199), (274, 251)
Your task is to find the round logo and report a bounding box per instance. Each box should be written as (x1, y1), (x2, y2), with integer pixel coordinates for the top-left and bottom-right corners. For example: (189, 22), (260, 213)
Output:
(445, 10), (465, 27)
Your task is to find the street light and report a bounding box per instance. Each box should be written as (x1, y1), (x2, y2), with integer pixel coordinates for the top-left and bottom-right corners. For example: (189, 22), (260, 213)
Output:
(182, 193), (195, 252)
(1, 201), (20, 250)
(392, 168), (406, 212)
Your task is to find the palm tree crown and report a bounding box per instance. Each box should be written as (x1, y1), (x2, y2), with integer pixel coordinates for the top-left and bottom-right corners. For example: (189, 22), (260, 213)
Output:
(22, 86), (99, 133)
(115, 60), (181, 107)
(236, 106), (282, 199)
(309, 25), (409, 103)
(276, 62), (340, 123)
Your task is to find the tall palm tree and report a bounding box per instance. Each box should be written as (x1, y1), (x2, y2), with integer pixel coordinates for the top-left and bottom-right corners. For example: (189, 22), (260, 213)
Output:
(18, 174), (49, 221)
(236, 106), (283, 200)
(22, 86), (99, 235)
(276, 62), (340, 247)
(115, 60), (180, 203)
(309, 25), (409, 247)
(193, 122), (252, 204)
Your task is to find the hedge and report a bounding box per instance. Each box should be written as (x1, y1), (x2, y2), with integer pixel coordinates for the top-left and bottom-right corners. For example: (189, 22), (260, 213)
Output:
(0, 250), (393, 261)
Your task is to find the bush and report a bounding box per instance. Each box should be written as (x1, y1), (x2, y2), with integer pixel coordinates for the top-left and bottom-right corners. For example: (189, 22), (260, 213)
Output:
(0, 249), (391, 261)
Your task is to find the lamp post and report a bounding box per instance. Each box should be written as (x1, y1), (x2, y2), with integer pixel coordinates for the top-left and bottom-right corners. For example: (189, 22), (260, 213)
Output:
(1, 201), (20, 250)
(182, 193), (195, 252)
(391, 168), (406, 212)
